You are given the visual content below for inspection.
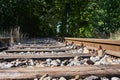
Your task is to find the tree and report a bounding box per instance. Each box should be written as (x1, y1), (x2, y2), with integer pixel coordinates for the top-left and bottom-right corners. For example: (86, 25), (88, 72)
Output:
(0, 0), (120, 38)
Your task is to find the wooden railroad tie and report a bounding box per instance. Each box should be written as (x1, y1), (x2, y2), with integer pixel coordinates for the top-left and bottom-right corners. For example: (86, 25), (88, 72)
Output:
(5, 48), (72, 53)
(0, 53), (91, 59)
(15, 45), (66, 49)
(0, 65), (119, 79)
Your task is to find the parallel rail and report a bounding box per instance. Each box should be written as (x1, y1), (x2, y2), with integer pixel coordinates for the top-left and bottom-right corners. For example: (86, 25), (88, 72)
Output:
(62, 37), (120, 57)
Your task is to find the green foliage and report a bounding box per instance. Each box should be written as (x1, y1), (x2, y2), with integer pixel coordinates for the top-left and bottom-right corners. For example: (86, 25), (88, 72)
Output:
(0, 0), (120, 38)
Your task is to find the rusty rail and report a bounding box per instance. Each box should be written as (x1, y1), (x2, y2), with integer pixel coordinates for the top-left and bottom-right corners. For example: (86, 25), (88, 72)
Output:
(63, 37), (120, 57)
(0, 65), (119, 79)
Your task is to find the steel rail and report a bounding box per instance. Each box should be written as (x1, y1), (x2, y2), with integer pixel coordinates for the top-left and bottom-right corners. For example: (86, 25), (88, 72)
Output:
(63, 37), (120, 57)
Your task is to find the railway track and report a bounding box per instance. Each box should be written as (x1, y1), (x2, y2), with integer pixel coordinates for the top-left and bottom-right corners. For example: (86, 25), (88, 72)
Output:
(0, 37), (119, 80)
(61, 37), (120, 57)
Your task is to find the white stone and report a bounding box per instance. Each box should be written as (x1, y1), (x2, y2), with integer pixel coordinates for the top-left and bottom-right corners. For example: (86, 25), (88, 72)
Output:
(20, 52), (24, 54)
(84, 75), (99, 80)
(83, 47), (89, 54)
(43, 76), (52, 80)
(69, 79), (76, 80)
(56, 59), (61, 64)
(94, 61), (101, 65)
(97, 50), (104, 57)
(51, 60), (59, 66)
(74, 56), (79, 61)
(34, 78), (38, 80)
(52, 79), (58, 80)
(111, 77), (120, 80)
(90, 56), (100, 63)
(29, 59), (34, 66)
(74, 75), (80, 79)
(0, 63), (6, 68)
(39, 74), (49, 80)
(27, 51), (30, 54)
(3, 63), (13, 68)
(78, 48), (84, 53)
(46, 59), (52, 63)
(59, 77), (67, 80)
(101, 77), (109, 80)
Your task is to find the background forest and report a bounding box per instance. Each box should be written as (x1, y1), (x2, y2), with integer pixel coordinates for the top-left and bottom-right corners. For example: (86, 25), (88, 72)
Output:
(0, 0), (120, 39)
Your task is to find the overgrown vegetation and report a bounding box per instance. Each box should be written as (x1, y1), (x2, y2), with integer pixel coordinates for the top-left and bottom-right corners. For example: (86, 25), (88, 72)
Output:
(110, 28), (120, 40)
(0, 0), (120, 38)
